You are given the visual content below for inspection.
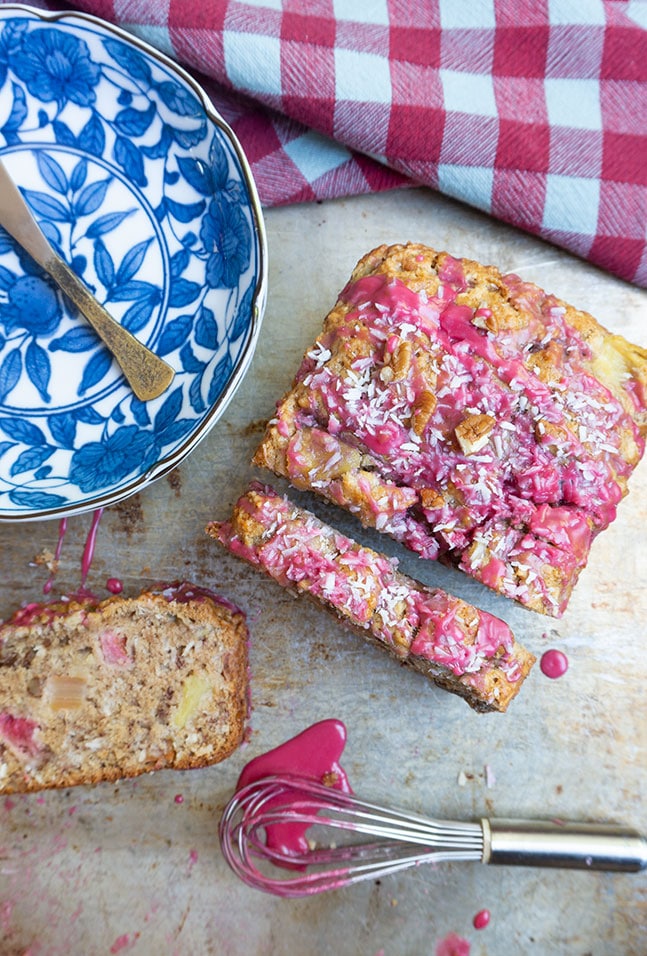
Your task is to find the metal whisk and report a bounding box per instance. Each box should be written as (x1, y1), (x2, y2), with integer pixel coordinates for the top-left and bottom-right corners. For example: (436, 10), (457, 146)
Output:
(219, 775), (647, 897)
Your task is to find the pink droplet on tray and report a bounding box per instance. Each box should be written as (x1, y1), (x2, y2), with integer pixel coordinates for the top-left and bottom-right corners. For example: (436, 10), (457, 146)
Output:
(540, 649), (569, 679)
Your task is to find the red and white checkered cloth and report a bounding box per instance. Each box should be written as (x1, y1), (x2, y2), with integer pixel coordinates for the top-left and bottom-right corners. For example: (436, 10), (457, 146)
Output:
(4, 0), (647, 287)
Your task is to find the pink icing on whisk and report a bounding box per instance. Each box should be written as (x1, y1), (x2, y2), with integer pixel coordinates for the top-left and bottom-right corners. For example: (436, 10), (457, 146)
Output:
(219, 721), (484, 897)
(235, 719), (350, 862)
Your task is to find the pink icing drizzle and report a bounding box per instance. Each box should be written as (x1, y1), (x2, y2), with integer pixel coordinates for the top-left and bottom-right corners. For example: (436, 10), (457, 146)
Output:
(287, 265), (643, 616)
(236, 719), (350, 860)
(154, 580), (243, 616)
(540, 649), (569, 679)
(80, 508), (104, 588)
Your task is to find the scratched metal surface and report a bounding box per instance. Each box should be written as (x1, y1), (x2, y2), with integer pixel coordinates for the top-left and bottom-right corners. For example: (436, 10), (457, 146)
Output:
(1, 189), (646, 956)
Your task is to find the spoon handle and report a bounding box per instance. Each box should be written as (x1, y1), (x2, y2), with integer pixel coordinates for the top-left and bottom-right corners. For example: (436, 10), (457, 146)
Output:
(0, 159), (174, 402)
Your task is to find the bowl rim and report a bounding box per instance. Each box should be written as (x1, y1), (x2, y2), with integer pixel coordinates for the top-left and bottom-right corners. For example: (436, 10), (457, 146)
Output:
(0, 4), (268, 522)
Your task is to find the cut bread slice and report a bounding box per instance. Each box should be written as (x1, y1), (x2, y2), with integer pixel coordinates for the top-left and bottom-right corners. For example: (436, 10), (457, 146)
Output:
(0, 581), (248, 793)
(208, 484), (534, 713)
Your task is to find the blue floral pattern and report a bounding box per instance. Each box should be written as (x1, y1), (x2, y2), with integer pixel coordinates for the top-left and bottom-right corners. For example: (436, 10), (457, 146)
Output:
(0, 10), (265, 518)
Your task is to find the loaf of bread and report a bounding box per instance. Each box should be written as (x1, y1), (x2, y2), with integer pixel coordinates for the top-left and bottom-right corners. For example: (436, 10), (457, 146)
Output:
(208, 484), (535, 712)
(253, 243), (647, 617)
(0, 581), (248, 794)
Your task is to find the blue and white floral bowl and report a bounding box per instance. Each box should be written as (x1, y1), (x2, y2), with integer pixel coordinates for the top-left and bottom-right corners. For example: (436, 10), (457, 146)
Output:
(0, 5), (267, 520)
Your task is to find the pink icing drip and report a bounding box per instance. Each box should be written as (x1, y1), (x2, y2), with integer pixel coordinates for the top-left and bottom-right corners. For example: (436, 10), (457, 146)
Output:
(479, 555), (506, 589)
(529, 504), (592, 558)
(437, 254), (467, 289)
(80, 508), (104, 588)
(106, 578), (123, 594)
(236, 719), (350, 861)
(540, 649), (569, 679)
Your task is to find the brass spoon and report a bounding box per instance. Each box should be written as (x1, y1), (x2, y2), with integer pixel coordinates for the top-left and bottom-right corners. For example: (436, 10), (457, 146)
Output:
(0, 158), (175, 402)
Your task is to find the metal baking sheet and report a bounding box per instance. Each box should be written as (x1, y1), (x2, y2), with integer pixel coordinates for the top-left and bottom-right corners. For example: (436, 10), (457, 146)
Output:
(1, 188), (646, 955)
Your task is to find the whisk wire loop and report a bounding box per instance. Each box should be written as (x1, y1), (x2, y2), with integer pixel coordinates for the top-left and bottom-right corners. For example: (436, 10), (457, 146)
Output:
(219, 774), (484, 897)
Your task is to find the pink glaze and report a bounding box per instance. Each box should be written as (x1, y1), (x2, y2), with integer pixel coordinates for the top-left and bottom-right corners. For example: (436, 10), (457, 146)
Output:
(237, 719), (350, 860)
(283, 265), (642, 616)
(218, 486), (521, 688)
(153, 580), (243, 616)
(435, 933), (470, 956)
(218, 482), (521, 683)
(80, 508), (104, 587)
(437, 253), (467, 290)
(473, 908), (491, 929)
(106, 578), (123, 594)
(540, 649), (569, 679)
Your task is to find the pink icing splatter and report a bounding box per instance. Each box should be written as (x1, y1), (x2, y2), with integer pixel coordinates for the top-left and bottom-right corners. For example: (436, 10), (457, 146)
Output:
(174, 794), (184, 804)
(473, 908), (491, 929)
(540, 649), (569, 679)
(188, 849), (198, 870)
(110, 935), (131, 954)
(4, 797), (15, 811)
(81, 508), (104, 588)
(435, 933), (471, 956)
(106, 577), (124, 594)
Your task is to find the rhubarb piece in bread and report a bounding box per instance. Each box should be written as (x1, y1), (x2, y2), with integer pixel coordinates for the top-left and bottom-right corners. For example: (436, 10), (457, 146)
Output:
(0, 582), (248, 794)
(208, 484), (535, 713)
(253, 243), (647, 617)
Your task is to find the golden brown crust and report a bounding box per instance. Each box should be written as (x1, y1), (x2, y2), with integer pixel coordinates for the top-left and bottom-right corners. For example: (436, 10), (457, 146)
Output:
(0, 583), (248, 794)
(253, 243), (647, 617)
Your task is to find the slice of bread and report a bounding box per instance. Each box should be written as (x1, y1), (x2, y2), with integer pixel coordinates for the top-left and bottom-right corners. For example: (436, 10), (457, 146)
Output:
(253, 243), (647, 617)
(208, 484), (534, 713)
(0, 581), (248, 794)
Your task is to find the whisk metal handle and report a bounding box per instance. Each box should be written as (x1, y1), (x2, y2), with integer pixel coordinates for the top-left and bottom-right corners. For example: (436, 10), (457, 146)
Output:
(482, 818), (647, 872)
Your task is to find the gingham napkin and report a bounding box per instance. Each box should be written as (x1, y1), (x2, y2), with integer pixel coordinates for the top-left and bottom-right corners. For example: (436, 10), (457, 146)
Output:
(3, 0), (647, 287)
